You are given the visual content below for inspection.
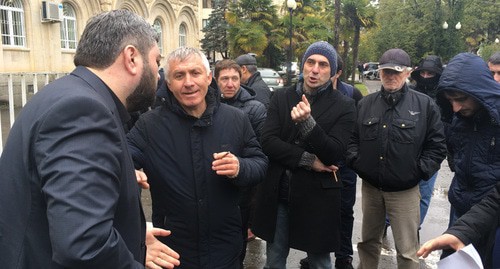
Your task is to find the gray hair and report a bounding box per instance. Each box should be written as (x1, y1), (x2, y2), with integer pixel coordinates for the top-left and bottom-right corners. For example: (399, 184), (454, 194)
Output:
(74, 9), (158, 69)
(246, 64), (258, 74)
(164, 47), (210, 82)
(489, 52), (500, 65)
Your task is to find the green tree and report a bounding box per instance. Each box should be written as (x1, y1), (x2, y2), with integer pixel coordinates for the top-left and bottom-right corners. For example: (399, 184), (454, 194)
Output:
(226, 0), (279, 67)
(342, 0), (376, 82)
(462, 0), (500, 54)
(288, 0), (334, 63)
(201, 0), (229, 61)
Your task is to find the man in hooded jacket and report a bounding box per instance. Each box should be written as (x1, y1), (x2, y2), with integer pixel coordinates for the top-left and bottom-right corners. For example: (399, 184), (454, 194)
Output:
(435, 52), (500, 263)
(410, 55), (444, 225)
(435, 52), (500, 227)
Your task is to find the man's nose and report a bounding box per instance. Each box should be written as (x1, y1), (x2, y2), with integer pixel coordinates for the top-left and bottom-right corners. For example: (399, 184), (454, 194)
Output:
(494, 73), (500, 83)
(451, 101), (461, 112)
(184, 74), (195, 85)
(311, 63), (320, 73)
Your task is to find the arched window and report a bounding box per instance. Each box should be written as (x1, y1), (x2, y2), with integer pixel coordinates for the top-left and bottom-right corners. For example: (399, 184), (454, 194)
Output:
(60, 3), (77, 49)
(153, 19), (163, 54)
(179, 23), (186, 47)
(0, 0), (26, 47)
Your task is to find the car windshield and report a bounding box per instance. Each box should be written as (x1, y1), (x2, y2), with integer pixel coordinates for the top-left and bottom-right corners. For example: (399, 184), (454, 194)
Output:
(259, 68), (279, 77)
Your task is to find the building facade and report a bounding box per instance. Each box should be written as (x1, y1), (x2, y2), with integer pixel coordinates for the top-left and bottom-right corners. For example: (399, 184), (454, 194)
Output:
(0, 0), (210, 73)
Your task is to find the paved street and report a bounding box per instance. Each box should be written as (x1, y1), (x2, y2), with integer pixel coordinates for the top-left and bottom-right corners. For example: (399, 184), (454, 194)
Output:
(141, 79), (454, 269)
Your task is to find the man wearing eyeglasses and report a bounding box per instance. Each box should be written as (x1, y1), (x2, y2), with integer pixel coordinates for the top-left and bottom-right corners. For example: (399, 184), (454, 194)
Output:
(347, 48), (447, 269)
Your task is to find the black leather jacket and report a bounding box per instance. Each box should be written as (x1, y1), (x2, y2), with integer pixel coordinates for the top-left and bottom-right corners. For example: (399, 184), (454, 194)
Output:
(347, 84), (447, 191)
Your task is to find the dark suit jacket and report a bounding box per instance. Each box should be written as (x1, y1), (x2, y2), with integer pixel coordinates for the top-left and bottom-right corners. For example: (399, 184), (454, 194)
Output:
(0, 66), (146, 268)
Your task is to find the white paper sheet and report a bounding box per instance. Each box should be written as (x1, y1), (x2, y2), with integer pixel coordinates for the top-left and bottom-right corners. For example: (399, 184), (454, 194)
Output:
(437, 244), (484, 269)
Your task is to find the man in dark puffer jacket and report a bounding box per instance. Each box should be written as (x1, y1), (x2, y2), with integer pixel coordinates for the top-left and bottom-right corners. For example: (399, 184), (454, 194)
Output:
(128, 47), (268, 269)
(214, 59), (267, 268)
(435, 53), (500, 227)
(215, 59), (267, 139)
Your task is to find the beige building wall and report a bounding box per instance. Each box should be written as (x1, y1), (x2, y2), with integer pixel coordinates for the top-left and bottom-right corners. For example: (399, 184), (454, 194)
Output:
(0, 0), (207, 73)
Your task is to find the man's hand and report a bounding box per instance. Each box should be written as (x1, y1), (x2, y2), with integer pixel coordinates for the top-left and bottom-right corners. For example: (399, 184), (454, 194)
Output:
(145, 224), (180, 269)
(291, 94), (311, 123)
(417, 234), (465, 258)
(212, 151), (240, 178)
(311, 156), (338, 173)
(136, 170), (149, 189)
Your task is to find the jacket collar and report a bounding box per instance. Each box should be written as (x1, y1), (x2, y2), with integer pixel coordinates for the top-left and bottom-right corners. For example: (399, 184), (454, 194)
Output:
(71, 66), (131, 127)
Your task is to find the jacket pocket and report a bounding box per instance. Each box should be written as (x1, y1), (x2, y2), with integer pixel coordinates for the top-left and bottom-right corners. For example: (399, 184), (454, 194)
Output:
(360, 117), (380, 141)
(390, 118), (416, 144)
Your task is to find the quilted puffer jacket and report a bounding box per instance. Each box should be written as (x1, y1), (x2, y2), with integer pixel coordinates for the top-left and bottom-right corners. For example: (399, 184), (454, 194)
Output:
(436, 52), (500, 217)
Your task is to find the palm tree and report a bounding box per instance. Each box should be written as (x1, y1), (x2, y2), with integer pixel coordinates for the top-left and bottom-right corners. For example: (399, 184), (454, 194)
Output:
(343, 0), (376, 83)
(226, 0), (278, 65)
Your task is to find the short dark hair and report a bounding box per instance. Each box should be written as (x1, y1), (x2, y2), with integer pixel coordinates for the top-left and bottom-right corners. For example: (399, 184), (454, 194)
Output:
(336, 56), (344, 73)
(489, 52), (500, 65)
(74, 10), (158, 69)
(214, 59), (241, 80)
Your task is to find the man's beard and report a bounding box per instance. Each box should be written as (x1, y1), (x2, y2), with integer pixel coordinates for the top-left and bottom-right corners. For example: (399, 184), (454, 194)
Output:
(126, 63), (157, 112)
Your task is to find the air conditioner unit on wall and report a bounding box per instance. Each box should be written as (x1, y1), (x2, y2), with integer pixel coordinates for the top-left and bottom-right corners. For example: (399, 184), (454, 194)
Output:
(41, 1), (63, 23)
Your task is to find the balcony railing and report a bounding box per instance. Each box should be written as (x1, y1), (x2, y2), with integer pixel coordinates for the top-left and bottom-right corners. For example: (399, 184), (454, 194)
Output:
(0, 72), (68, 154)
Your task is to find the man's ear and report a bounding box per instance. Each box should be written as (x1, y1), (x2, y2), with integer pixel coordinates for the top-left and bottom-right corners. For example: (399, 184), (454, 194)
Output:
(123, 45), (140, 75)
(240, 65), (247, 73)
(208, 71), (213, 83)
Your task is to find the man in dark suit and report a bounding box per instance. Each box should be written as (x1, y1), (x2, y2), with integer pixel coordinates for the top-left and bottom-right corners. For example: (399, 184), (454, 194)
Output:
(0, 10), (179, 268)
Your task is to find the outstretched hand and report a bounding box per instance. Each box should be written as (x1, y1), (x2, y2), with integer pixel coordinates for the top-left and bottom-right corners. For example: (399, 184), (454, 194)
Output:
(145, 224), (181, 269)
(136, 169), (149, 189)
(417, 234), (465, 258)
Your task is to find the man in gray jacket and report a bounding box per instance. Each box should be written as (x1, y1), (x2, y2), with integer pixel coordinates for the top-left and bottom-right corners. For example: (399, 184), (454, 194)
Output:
(347, 48), (447, 269)
(236, 53), (272, 107)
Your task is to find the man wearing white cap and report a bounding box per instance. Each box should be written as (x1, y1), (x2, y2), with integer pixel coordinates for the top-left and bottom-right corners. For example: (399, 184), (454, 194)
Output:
(346, 48), (447, 268)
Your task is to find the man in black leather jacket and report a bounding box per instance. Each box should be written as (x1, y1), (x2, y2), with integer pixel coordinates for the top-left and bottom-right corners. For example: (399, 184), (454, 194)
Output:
(347, 48), (447, 269)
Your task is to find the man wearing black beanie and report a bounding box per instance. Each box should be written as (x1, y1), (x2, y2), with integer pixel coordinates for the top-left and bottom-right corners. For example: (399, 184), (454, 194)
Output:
(252, 41), (356, 269)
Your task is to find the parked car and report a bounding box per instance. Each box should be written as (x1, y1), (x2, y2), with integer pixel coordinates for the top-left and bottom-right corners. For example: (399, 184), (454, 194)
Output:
(363, 62), (380, 80)
(258, 68), (284, 91)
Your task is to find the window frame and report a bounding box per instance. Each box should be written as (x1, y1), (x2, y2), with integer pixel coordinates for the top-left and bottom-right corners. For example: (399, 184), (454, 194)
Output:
(60, 3), (77, 50)
(179, 23), (186, 47)
(0, 0), (26, 47)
